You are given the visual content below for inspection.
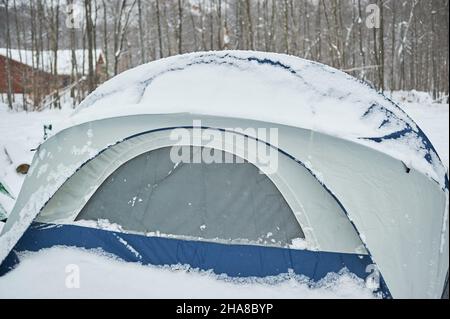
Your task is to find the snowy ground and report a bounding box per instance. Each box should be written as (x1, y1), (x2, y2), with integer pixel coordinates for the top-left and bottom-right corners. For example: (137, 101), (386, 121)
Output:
(390, 91), (449, 169)
(0, 247), (376, 299)
(0, 90), (448, 298)
(0, 104), (73, 215)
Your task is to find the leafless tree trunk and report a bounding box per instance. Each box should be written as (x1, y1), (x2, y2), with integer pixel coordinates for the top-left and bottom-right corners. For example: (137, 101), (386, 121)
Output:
(245, 0), (254, 50)
(50, 0), (61, 108)
(378, 0), (385, 92)
(431, 5), (438, 100)
(155, 0), (164, 58)
(390, 0), (396, 91)
(102, 0), (109, 78)
(12, 0), (27, 110)
(177, 0), (183, 54)
(137, 0), (146, 63)
(113, 0), (137, 75)
(2, 0), (14, 109)
(357, 0), (366, 80)
(85, 0), (95, 93)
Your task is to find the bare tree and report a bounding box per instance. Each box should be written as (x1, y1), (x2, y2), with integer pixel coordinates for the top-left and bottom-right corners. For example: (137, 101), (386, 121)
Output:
(101, 0), (109, 78)
(245, 0), (254, 50)
(85, 0), (95, 93)
(1, 0), (448, 103)
(112, 0), (137, 75)
(155, 0), (164, 58)
(177, 0), (183, 54)
(49, 0), (61, 107)
(137, 0), (146, 63)
(2, 0), (13, 109)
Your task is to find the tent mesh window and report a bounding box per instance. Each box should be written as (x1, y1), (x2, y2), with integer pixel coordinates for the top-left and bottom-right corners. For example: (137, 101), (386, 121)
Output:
(76, 146), (304, 246)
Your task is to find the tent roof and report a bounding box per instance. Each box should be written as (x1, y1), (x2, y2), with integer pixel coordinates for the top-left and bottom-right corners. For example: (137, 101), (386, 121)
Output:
(64, 51), (447, 189)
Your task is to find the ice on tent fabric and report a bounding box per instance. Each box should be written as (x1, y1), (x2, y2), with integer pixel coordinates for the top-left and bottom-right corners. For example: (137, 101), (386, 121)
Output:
(76, 146), (304, 246)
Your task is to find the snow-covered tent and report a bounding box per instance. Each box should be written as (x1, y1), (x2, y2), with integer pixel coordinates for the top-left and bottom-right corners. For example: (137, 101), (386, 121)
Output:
(0, 51), (448, 299)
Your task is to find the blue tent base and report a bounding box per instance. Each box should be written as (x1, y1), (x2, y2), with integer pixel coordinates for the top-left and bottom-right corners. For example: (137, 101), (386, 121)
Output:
(0, 222), (391, 297)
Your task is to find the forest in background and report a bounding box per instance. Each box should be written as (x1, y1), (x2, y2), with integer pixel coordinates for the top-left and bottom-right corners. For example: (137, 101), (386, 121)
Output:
(0, 0), (449, 110)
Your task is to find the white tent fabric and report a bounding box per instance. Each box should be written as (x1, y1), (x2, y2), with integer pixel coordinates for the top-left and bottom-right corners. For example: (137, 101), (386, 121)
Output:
(0, 51), (448, 298)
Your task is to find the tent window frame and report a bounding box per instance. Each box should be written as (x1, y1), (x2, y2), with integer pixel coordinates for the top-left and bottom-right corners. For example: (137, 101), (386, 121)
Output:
(75, 145), (306, 247)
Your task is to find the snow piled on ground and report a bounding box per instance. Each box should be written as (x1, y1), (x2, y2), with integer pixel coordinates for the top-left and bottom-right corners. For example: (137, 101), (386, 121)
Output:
(0, 247), (377, 299)
(0, 103), (73, 215)
(394, 93), (449, 169)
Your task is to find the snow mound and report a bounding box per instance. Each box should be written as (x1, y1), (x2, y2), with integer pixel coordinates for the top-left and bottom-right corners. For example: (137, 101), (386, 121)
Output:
(390, 90), (436, 105)
(396, 96), (449, 170)
(67, 51), (447, 189)
(0, 246), (378, 299)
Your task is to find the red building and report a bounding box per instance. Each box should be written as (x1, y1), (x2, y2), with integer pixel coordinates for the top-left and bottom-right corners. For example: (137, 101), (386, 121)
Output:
(0, 49), (105, 106)
(0, 54), (68, 96)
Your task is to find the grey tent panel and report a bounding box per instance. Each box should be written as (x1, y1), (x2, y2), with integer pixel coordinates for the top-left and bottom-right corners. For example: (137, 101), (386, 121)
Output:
(76, 146), (304, 246)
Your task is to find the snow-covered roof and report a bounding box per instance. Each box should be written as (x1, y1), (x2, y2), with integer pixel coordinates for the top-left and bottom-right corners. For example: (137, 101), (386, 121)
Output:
(68, 51), (448, 189)
(0, 49), (102, 75)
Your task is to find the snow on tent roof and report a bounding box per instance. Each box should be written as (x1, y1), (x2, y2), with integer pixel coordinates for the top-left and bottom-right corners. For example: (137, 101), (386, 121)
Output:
(0, 49), (102, 75)
(68, 51), (448, 189)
